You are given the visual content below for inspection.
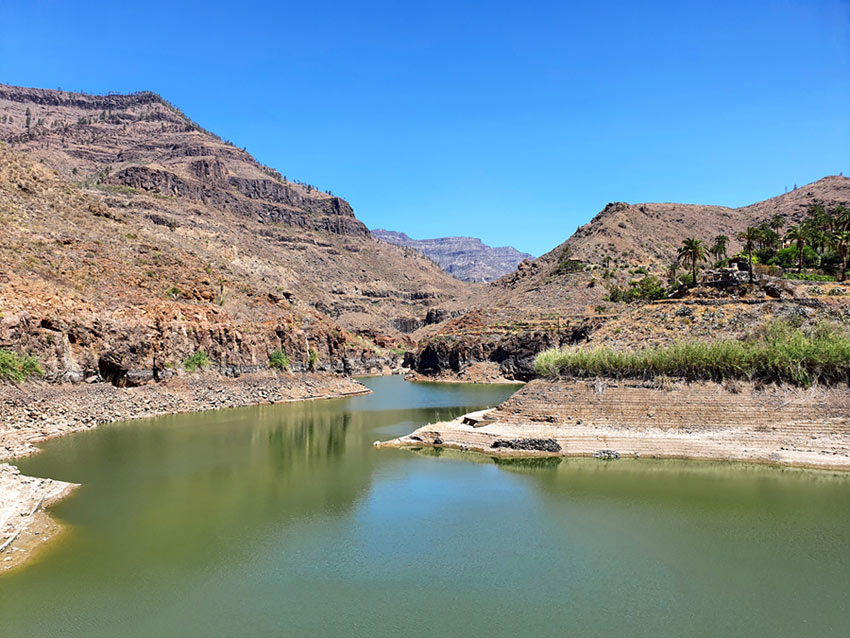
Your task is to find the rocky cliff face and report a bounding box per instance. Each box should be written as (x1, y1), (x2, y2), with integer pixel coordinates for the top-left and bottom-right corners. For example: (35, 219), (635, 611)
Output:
(0, 84), (477, 351)
(0, 84), (367, 237)
(0, 146), (406, 384)
(372, 229), (532, 282)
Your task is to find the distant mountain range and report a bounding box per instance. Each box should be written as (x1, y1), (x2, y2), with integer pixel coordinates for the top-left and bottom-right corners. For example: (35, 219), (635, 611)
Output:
(371, 230), (533, 282)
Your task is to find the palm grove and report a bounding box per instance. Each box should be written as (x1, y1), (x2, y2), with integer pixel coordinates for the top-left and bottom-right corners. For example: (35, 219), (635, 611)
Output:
(609, 204), (850, 303)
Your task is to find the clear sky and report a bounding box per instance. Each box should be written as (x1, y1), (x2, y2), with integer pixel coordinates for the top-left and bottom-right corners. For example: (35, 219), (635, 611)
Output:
(2, 0), (849, 256)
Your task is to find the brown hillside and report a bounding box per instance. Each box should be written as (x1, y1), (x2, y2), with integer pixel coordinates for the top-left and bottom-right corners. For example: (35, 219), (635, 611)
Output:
(0, 84), (476, 339)
(490, 175), (850, 312)
(0, 144), (395, 383)
(412, 176), (850, 379)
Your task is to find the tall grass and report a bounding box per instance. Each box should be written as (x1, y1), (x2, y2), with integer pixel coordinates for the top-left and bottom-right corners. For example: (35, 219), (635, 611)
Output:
(0, 349), (44, 382)
(534, 320), (850, 387)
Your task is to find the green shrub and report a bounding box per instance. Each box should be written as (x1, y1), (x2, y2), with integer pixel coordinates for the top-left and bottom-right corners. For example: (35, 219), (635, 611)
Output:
(771, 246), (819, 269)
(0, 349), (44, 382)
(308, 348), (319, 371)
(534, 320), (850, 387)
(607, 275), (667, 303)
(183, 350), (212, 372)
(828, 288), (846, 296)
(269, 350), (290, 370)
(165, 286), (182, 299)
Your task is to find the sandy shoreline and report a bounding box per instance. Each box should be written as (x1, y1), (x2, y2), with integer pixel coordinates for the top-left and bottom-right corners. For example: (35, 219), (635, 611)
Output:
(1, 371), (372, 572)
(378, 378), (850, 472)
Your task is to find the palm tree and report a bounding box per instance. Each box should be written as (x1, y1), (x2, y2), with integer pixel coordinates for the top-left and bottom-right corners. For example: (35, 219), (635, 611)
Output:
(784, 225), (809, 273)
(769, 214), (785, 232)
(677, 238), (708, 287)
(755, 222), (780, 251)
(833, 205), (850, 229)
(829, 230), (850, 281)
(711, 234), (729, 263)
(737, 226), (760, 284)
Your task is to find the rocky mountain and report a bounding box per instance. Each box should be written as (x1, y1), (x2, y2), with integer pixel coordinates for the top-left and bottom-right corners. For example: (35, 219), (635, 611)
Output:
(0, 84), (481, 384)
(371, 229), (533, 282)
(0, 84), (478, 330)
(409, 175), (850, 380)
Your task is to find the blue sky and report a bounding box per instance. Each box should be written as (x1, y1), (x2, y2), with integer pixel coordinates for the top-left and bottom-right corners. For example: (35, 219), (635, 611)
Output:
(2, 0), (849, 256)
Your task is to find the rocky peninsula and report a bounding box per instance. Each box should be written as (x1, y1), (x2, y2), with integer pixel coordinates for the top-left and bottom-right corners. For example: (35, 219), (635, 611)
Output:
(378, 378), (850, 471)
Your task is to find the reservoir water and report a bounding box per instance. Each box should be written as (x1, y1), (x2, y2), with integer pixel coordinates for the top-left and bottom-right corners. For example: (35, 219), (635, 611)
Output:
(2, 376), (849, 637)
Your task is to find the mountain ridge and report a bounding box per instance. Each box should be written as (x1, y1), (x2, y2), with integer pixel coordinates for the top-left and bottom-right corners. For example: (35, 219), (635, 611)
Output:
(371, 229), (533, 282)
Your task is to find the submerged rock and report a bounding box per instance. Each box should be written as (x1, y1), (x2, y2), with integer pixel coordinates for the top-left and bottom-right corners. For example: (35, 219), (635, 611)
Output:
(593, 449), (620, 460)
(491, 438), (562, 453)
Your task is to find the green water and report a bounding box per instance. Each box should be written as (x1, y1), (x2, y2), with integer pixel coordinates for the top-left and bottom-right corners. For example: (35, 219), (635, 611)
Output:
(2, 377), (850, 637)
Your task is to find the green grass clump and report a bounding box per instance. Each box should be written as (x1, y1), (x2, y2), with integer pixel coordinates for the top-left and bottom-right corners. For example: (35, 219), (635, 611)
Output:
(534, 320), (850, 387)
(269, 350), (290, 370)
(0, 349), (44, 382)
(183, 350), (212, 372)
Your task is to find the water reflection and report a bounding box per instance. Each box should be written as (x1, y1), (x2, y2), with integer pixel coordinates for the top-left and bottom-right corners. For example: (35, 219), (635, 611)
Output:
(2, 378), (849, 638)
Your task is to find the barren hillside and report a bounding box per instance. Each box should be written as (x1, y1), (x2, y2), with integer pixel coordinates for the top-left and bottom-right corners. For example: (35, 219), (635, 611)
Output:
(0, 84), (476, 341)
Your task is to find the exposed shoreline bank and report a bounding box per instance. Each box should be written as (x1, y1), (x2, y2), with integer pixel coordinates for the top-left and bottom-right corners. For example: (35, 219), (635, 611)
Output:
(1, 371), (372, 572)
(378, 378), (850, 472)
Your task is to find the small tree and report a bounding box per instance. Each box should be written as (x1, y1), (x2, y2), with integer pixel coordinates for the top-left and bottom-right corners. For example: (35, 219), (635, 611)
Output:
(269, 350), (290, 370)
(666, 262), (680, 287)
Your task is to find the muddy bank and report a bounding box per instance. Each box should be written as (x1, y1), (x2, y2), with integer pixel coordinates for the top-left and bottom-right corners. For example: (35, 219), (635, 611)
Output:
(1, 371), (371, 570)
(378, 378), (850, 471)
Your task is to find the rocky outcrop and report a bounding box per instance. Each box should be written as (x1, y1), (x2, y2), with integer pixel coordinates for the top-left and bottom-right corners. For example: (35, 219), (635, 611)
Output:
(0, 84), (163, 111)
(107, 168), (369, 237)
(372, 230), (533, 282)
(0, 308), (399, 386)
(411, 321), (594, 381)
